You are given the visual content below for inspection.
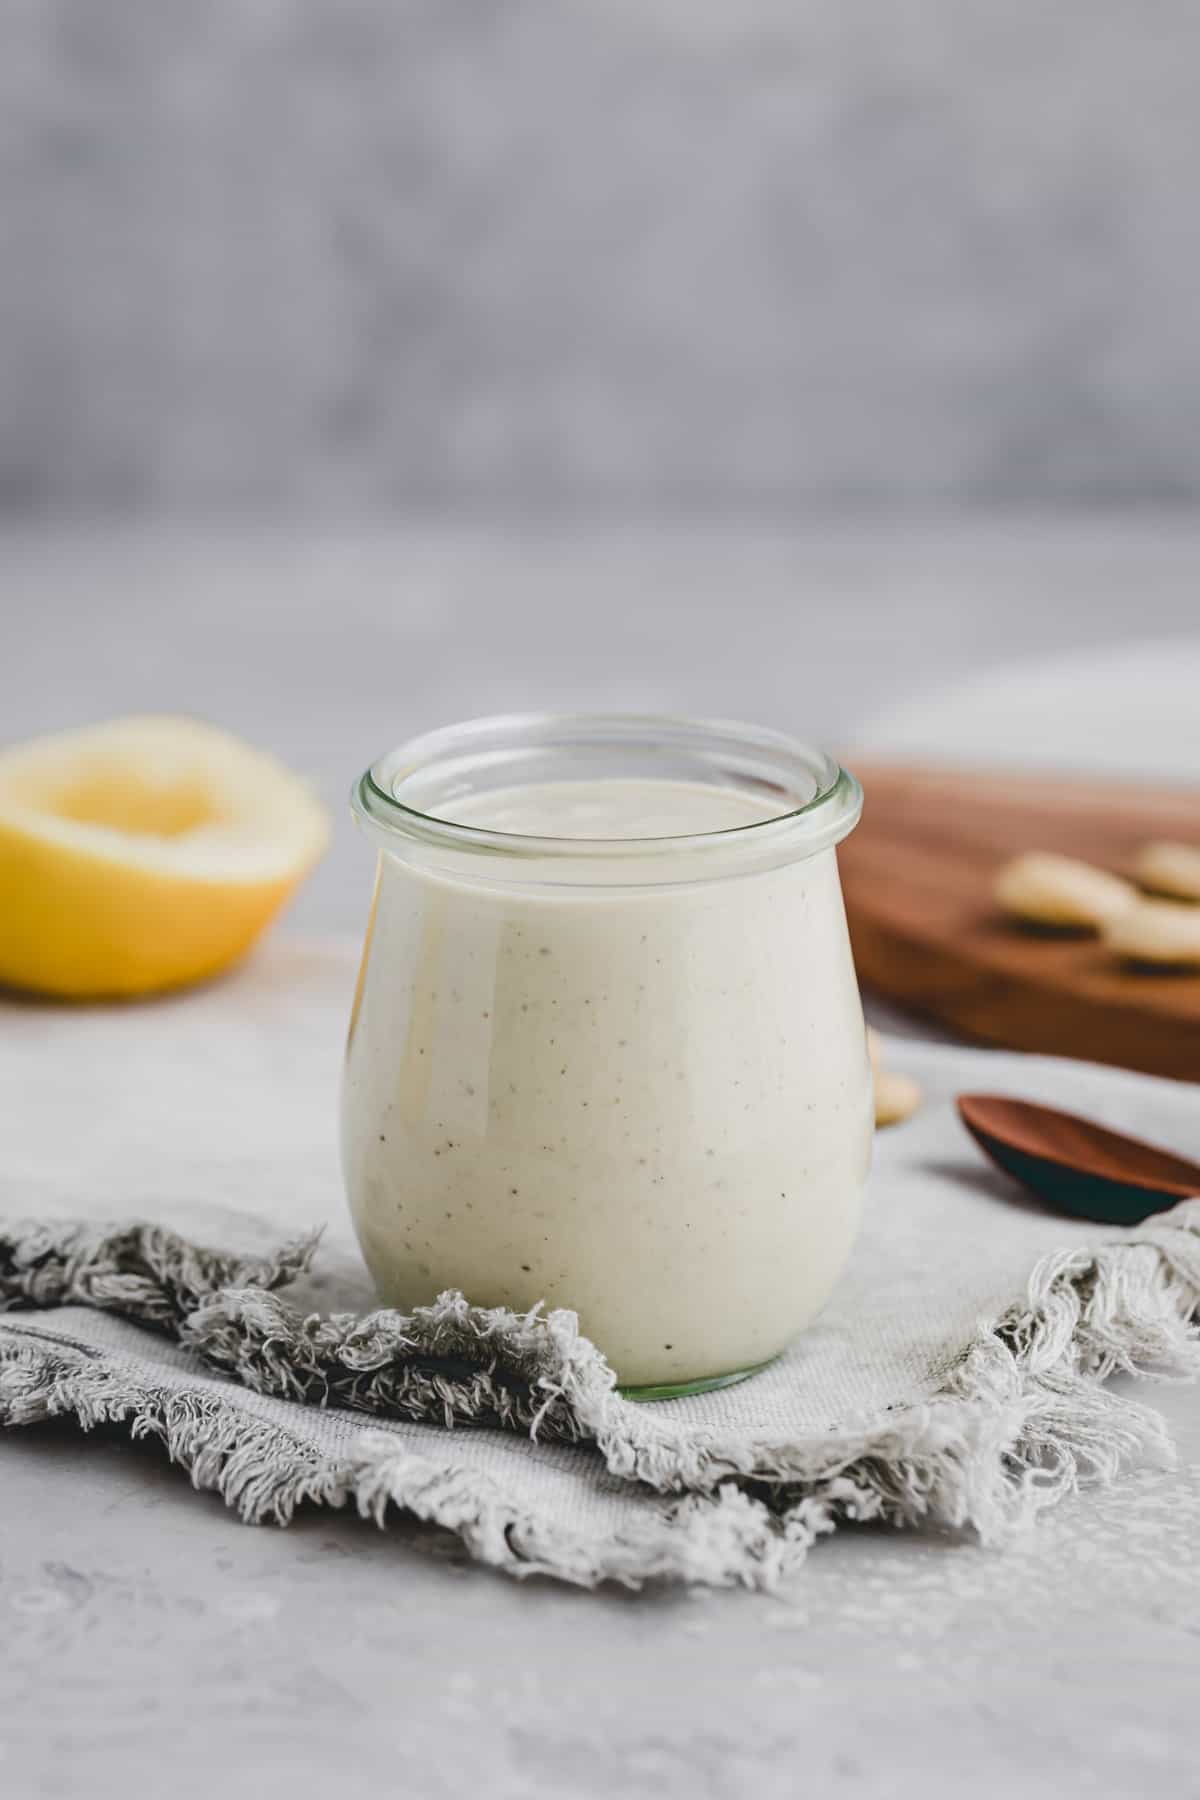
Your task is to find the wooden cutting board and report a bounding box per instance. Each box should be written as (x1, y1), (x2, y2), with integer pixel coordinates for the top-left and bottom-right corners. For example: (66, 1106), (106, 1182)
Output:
(839, 762), (1200, 1080)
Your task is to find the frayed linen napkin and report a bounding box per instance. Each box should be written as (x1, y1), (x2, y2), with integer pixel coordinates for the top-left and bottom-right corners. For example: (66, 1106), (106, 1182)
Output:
(2, 938), (1198, 1589)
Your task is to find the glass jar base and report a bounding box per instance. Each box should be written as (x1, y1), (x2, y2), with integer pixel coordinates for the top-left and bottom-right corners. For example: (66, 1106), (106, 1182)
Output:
(617, 1355), (777, 1403)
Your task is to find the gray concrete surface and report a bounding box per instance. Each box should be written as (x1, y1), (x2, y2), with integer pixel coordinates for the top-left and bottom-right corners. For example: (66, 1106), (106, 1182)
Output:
(3, 519), (1200, 1798)
(3, 1407), (1198, 1800)
(5, 2), (1200, 510)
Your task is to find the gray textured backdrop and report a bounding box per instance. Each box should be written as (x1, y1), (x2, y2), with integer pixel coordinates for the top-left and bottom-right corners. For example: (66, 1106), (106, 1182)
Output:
(3, 0), (1200, 513)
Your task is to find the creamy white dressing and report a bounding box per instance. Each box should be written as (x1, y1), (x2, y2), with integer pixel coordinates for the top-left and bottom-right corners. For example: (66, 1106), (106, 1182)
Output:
(342, 777), (871, 1388)
(442, 776), (784, 839)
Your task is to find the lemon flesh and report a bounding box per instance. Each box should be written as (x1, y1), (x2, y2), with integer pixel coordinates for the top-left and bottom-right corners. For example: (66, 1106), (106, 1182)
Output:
(0, 716), (329, 998)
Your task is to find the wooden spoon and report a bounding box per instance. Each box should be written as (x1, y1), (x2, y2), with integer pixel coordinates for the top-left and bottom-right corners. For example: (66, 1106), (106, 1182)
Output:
(956, 1093), (1200, 1226)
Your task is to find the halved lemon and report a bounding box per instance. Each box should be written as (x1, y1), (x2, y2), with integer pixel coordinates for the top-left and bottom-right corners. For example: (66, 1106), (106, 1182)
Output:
(0, 716), (329, 998)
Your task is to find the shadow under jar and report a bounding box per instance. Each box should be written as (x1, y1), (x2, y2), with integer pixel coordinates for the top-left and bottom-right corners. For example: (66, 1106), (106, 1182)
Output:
(342, 714), (871, 1399)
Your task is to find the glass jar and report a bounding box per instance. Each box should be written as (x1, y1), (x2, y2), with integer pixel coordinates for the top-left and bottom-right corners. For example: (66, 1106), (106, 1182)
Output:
(342, 713), (871, 1398)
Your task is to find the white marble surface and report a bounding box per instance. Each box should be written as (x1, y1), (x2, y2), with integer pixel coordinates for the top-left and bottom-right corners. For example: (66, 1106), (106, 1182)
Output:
(3, 520), (1200, 1798)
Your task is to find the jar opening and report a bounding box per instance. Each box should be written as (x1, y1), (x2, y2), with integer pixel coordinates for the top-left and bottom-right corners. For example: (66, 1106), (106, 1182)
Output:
(353, 713), (862, 884)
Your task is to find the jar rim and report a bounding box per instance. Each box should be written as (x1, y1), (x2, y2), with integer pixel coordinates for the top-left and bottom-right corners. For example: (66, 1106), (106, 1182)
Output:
(352, 713), (861, 880)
